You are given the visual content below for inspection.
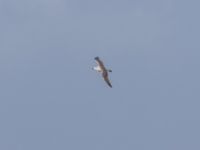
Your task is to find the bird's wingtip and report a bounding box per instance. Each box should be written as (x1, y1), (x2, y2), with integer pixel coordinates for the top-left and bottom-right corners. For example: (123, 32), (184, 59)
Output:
(94, 56), (99, 60)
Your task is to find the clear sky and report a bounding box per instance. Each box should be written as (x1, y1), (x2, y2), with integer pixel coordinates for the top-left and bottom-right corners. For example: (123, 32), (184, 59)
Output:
(0, 0), (200, 149)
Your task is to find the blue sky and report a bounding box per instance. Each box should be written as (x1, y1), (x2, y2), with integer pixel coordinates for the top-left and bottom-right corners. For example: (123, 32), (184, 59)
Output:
(0, 0), (200, 149)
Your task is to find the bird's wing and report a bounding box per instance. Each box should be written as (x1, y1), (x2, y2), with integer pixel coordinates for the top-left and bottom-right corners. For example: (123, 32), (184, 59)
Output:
(103, 76), (112, 88)
(94, 57), (105, 69)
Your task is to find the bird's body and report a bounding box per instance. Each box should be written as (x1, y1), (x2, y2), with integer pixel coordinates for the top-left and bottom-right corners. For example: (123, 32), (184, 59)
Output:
(93, 65), (102, 72)
(93, 57), (112, 88)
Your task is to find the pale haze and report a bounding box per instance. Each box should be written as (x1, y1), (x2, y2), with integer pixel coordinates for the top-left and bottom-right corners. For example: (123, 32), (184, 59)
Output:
(0, 0), (200, 150)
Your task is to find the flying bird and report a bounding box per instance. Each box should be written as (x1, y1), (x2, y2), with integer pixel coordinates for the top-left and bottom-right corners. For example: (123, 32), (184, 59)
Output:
(93, 56), (112, 88)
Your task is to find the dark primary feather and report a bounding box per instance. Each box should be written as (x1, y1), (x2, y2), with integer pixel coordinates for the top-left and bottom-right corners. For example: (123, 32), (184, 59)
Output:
(104, 76), (112, 88)
(102, 71), (112, 88)
(94, 56), (105, 69)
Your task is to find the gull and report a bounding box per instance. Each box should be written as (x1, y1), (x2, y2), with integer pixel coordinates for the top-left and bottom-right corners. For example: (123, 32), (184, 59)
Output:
(93, 56), (112, 88)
